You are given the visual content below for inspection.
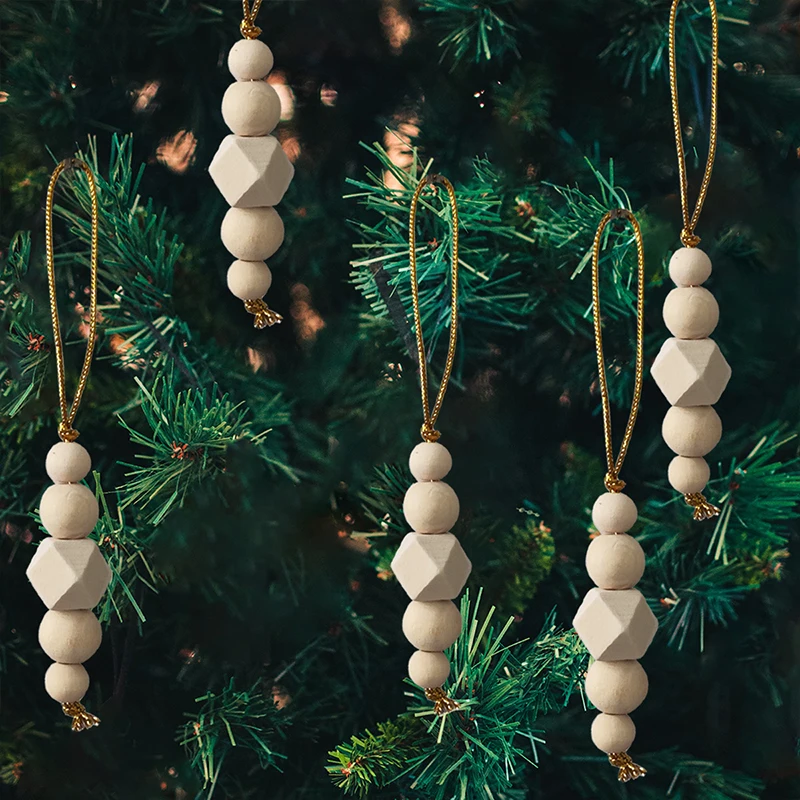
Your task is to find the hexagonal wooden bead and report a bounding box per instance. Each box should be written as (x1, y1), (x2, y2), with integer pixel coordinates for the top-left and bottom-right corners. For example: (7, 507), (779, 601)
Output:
(573, 588), (657, 662)
(651, 337), (731, 407)
(391, 533), (471, 601)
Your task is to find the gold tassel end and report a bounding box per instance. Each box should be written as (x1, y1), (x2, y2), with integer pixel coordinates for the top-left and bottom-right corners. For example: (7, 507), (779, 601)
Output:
(424, 687), (459, 716)
(62, 702), (100, 732)
(684, 492), (721, 521)
(609, 752), (646, 782)
(244, 299), (283, 329)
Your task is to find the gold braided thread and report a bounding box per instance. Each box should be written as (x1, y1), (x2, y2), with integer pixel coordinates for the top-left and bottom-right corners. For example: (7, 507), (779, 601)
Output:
(424, 687), (460, 716)
(591, 210), (645, 495)
(609, 752), (647, 783)
(244, 298), (283, 328)
(241, 0), (263, 39)
(408, 174), (460, 444)
(684, 491), (721, 521)
(669, 0), (719, 249)
(62, 702), (101, 732)
(45, 158), (100, 444)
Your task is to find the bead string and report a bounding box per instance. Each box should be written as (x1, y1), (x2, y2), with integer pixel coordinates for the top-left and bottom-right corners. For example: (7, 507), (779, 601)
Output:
(240, 0), (263, 39)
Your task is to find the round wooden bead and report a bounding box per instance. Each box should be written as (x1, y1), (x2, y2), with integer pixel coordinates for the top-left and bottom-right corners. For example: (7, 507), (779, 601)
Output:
(227, 260), (273, 300)
(591, 713), (636, 754)
(585, 660), (648, 714)
(668, 456), (711, 494)
(591, 492), (637, 534)
(39, 610), (102, 664)
(46, 442), (91, 484)
(669, 247), (712, 287)
(221, 81), (281, 136)
(40, 483), (99, 540)
(586, 534), (645, 590)
(228, 39), (274, 81)
(663, 287), (719, 339)
(662, 406), (722, 457)
(409, 442), (452, 482)
(402, 600), (462, 651)
(44, 662), (90, 704)
(220, 207), (285, 261)
(403, 481), (459, 534)
(408, 650), (450, 689)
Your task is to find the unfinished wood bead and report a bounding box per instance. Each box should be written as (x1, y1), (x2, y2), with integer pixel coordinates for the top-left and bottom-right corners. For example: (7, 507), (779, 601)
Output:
(668, 456), (711, 494)
(662, 406), (722, 457)
(663, 287), (719, 339)
(44, 662), (90, 704)
(221, 81), (281, 136)
(227, 260), (273, 301)
(228, 39), (275, 81)
(591, 713), (636, 754)
(220, 207), (285, 262)
(669, 247), (712, 287)
(591, 493), (637, 534)
(39, 610), (102, 664)
(46, 442), (91, 484)
(585, 660), (648, 714)
(586, 534), (645, 590)
(402, 600), (462, 651)
(392, 533), (471, 601)
(39, 483), (99, 540)
(651, 338), (731, 407)
(408, 650), (450, 689)
(403, 481), (459, 534)
(409, 442), (452, 482)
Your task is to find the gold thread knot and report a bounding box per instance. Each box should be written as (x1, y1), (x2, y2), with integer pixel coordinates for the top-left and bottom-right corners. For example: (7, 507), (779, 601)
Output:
(58, 423), (80, 443)
(684, 492), (721, 521)
(424, 687), (460, 716)
(604, 473), (627, 494)
(240, 19), (262, 38)
(608, 752), (647, 782)
(420, 424), (442, 443)
(680, 229), (702, 248)
(244, 299), (283, 329)
(62, 702), (100, 732)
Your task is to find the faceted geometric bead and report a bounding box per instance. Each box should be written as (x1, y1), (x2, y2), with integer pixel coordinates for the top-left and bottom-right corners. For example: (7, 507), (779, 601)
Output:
(391, 533), (472, 601)
(573, 588), (658, 662)
(209, 135), (294, 208)
(651, 338), (731, 407)
(27, 538), (111, 611)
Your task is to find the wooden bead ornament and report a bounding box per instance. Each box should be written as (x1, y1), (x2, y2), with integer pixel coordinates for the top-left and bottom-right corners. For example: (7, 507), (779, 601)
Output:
(209, 0), (295, 328)
(390, 175), (469, 717)
(25, 159), (110, 732)
(572, 209), (657, 782)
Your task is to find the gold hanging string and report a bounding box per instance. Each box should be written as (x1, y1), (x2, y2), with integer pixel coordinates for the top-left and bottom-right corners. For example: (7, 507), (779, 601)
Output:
(241, 0), (263, 39)
(45, 158), (99, 444)
(591, 209), (646, 495)
(669, 0), (719, 248)
(408, 174), (460, 445)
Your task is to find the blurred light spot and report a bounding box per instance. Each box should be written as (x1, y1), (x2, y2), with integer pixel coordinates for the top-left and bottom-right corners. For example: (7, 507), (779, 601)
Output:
(290, 283), (325, 342)
(268, 71), (295, 121)
(132, 80), (160, 113)
(320, 83), (338, 107)
(380, 0), (412, 53)
(156, 130), (197, 174)
(383, 112), (420, 191)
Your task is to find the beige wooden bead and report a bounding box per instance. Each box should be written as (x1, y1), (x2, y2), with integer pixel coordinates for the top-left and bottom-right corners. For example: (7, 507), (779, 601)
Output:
(227, 260), (273, 301)
(662, 406), (722, 457)
(591, 713), (636, 754)
(663, 287), (719, 339)
(44, 662), (90, 704)
(46, 442), (91, 484)
(586, 534), (645, 590)
(403, 481), (459, 534)
(392, 532), (471, 601)
(651, 338), (731, 407)
(585, 660), (648, 714)
(668, 456), (711, 494)
(39, 610), (102, 664)
(221, 81), (281, 136)
(408, 650), (450, 689)
(402, 600), (462, 651)
(591, 492), (637, 534)
(228, 39), (275, 81)
(39, 483), (99, 540)
(409, 442), (452, 482)
(220, 207), (285, 261)
(669, 247), (712, 287)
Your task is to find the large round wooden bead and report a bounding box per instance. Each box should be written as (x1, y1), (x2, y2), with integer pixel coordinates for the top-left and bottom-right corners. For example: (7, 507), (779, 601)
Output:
(591, 713), (636, 754)
(39, 483), (99, 540)
(44, 662), (90, 704)
(586, 534), (645, 590)
(220, 207), (285, 262)
(39, 610), (102, 664)
(408, 650), (450, 689)
(227, 260), (273, 300)
(409, 442), (452, 482)
(585, 660), (648, 714)
(669, 247), (712, 287)
(668, 456), (711, 494)
(591, 493), (637, 534)
(46, 442), (91, 484)
(662, 406), (722, 457)
(663, 287), (719, 339)
(402, 600), (461, 651)
(221, 81), (281, 136)
(228, 39), (275, 81)
(403, 481), (459, 534)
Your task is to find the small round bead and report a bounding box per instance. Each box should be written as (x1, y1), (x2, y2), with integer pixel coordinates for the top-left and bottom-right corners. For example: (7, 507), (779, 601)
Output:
(586, 534), (645, 590)
(45, 441), (91, 484)
(663, 287), (719, 339)
(220, 207), (285, 262)
(403, 481), (459, 534)
(408, 650), (450, 689)
(39, 483), (99, 540)
(227, 260), (273, 300)
(39, 610), (102, 664)
(591, 713), (636, 754)
(44, 662), (90, 704)
(591, 493), (637, 534)
(409, 442), (452, 482)
(402, 600), (462, 651)
(228, 39), (275, 81)
(662, 406), (722, 457)
(221, 81), (281, 136)
(585, 660), (648, 715)
(668, 456), (711, 494)
(669, 247), (712, 287)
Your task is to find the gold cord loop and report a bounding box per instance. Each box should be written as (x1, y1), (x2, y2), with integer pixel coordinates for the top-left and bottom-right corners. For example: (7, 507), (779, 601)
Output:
(591, 210), (646, 494)
(45, 158), (99, 443)
(669, 0), (719, 248)
(609, 752), (647, 782)
(240, 0), (263, 39)
(62, 701), (101, 732)
(408, 174), (460, 445)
